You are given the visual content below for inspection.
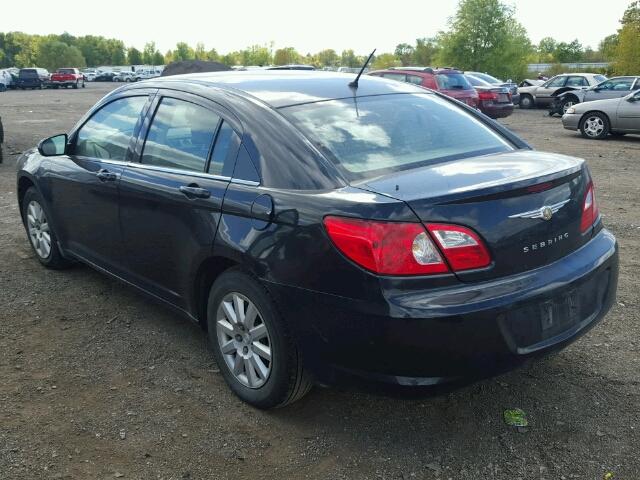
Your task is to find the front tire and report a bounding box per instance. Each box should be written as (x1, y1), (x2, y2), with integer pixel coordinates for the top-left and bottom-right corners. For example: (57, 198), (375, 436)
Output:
(207, 269), (312, 408)
(21, 187), (72, 269)
(73, 81), (79, 89)
(561, 95), (579, 115)
(580, 112), (610, 140)
(519, 94), (534, 109)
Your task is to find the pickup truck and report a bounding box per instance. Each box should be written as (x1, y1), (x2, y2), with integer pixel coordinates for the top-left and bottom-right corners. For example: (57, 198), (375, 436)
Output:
(50, 68), (85, 89)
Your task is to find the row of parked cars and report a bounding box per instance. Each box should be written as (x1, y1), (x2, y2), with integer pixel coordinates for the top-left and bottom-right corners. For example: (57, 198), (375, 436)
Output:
(368, 67), (518, 119)
(517, 72), (640, 139)
(81, 68), (163, 82)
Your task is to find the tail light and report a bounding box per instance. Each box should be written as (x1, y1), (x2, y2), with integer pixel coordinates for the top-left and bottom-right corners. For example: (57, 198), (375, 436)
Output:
(478, 90), (498, 101)
(323, 217), (491, 276)
(580, 182), (600, 232)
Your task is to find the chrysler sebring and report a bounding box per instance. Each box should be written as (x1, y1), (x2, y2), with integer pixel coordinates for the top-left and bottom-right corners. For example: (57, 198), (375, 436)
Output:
(16, 72), (618, 408)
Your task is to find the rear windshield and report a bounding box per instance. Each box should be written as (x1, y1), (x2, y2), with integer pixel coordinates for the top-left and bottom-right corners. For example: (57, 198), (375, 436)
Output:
(281, 93), (513, 181)
(19, 69), (38, 78)
(470, 72), (502, 83)
(57, 69), (75, 74)
(436, 73), (472, 90)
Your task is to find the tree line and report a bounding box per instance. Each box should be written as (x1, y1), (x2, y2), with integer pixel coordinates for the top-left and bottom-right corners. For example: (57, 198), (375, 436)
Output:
(1, 0), (638, 79)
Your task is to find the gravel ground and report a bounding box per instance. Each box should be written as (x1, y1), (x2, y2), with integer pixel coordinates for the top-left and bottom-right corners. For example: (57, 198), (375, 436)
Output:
(1, 84), (639, 480)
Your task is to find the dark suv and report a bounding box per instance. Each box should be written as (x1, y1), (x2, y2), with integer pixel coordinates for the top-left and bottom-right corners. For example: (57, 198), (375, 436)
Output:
(16, 68), (50, 89)
(369, 67), (479, 108)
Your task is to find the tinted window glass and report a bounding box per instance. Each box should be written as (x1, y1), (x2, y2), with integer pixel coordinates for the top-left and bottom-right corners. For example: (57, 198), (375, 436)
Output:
(232, 145), (260, 183)
(75, 96), (147, 161)
(566, 76), (587, 87)
(208, 122), (240, 176)
(19, 69), (38, 78)
(466, 75), (490, 87)
(435, 73), (472, 90)
(600, 78), (634, 91)
(595, 75), (607, 83)
(282, 93), (512, 180)
(469, 72), (502, 83)
(406, 75), (424, 85)
(58, 69), (75, 74)
(142, 97), (220, 173)
(381, 73), (407, 82)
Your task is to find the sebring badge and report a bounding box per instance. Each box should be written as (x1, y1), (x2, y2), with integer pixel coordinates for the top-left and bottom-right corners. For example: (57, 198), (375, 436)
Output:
(509, 199), (570, 221)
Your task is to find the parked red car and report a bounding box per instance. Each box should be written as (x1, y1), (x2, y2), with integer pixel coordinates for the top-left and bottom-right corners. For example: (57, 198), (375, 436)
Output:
(369, 67), (479, 108)
(50, 68), (85, 89)
(465, 74), (514, 119)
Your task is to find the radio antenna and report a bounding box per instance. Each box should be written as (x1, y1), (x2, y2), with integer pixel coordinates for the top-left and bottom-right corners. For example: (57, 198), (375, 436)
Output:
(349, 49), (376, 89)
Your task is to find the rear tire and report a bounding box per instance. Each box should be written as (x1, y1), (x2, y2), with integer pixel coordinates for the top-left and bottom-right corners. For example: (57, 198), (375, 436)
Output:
(207, 269), (312, 408)
(21, 187), (72, 269)
(519, 94), (534, 109)
(580, 112), (610, 140)
(73, 81), (78, 89)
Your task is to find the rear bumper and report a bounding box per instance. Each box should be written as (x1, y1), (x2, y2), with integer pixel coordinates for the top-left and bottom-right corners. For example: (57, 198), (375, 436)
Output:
(480, 102), (514, 119)
(265, 229), (618, 387)
(562, 113), (581, 130)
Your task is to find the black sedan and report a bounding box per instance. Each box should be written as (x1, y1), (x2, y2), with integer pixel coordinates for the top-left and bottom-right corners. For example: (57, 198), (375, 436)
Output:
(16, 72), (619, 408)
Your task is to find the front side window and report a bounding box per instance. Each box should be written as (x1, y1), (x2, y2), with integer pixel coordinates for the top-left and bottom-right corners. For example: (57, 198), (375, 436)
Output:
(600, 78), (634, 91)
(141, 97), (220, 173)
(282, 93), (513, 181)
(545, 76), (567, 88)
(75, 96), (147, 161)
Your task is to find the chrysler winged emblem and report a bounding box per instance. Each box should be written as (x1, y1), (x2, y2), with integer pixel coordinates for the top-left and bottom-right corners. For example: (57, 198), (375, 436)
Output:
(508, 199), (570, 221)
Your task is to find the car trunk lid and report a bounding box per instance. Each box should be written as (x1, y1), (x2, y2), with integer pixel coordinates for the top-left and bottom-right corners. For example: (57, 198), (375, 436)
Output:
(357, 150), (591, 281)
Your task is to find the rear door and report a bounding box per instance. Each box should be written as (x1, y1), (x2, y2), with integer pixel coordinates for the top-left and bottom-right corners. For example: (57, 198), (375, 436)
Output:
(616, 90), (640, 131)
(118, 91), (241, 308)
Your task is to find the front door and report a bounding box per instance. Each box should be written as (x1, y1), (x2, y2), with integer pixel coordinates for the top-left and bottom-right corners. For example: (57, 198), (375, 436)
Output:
(584, 77), (636, 102)
(44, 94), (151, 273)
(118, 93), (242, 309)
(616, 91), (640, 131)
(536, 76), (567, 104)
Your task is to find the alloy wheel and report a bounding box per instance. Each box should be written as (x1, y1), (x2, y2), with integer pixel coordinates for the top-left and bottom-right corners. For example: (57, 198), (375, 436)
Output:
(26, 200), (51, 259)
(562, 100), (575, 114)
(216, 292), (272, 389)
(584, 116), (605, 137)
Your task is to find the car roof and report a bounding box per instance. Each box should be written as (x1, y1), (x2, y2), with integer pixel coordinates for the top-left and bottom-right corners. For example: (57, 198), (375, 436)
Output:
(150, 70), (428, 108)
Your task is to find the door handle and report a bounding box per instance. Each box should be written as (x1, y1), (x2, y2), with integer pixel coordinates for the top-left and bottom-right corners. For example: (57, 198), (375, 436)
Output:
(96, 169), (117, 181)
(179, 185), (211, 199)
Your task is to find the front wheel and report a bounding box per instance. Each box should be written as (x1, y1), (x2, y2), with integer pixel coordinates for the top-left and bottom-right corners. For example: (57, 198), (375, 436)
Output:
(207, 269), (312, 408)
(580, 112), (610, 140)
(21, 187), (72, 269)
(519, 94), (534, 109)
(73, 81), (79, 89)
(561, 96), (579, 115)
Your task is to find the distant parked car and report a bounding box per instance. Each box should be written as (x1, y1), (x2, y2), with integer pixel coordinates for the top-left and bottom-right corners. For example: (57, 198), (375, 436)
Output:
(82, 68), (97, 82)
(465, 75), (514, 119)
(50, 68), (85, 89)
(550, 76), (640, 116)
(16, 68), (50, 89)
(464, 71), (520, 106)
(93, 72), (116, 82)
(369, 67), (479, 108)
(518, 73), (607, 109)
(133, 69), (162, 81)
(519, 79), (544, 87)
(0, 69), (11, 91)
(114, 71), (135, 82)
(562, 89), (640, 139)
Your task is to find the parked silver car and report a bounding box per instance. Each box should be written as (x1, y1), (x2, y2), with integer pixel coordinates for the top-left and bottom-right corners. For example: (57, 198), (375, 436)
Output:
(552, 76), (640, 115)
(518, 73), (607, 109)
(562, 89), (640, 139)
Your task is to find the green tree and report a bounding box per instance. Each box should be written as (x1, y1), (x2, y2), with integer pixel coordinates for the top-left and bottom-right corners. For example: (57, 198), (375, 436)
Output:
(152, 51), (165, 65)
(142, 42), (157, 64)
(241, 44), (272, 66)
(436, 0), (532, 80)
(127, 47), (143, 65)
(554, 40), (584, 62)
(315, 49), (339, 68)
(413, 37), (439, 66)
(206, 48), (220, 62)
(194, 42), (207, 60)
(274, 47), (300, 65)
(36, 39), (85, 70)
(173, 42), (195, 61)
(340, 49), (359, 67)
(599, 34), (619, 61)
(106, 39), (126, 65)
(614, 1), (640, 74)
(394, 43), (414, 66)
(371, 52), (400, 70)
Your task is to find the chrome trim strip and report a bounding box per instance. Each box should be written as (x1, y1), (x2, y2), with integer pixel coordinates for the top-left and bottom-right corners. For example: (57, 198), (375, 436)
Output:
(123, 162), (231, 182)
(508, 199), (571, 220)
(230, 178), (260, 187)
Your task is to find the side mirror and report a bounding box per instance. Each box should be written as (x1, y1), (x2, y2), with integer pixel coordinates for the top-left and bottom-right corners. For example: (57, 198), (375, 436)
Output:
(38, 134), (68, 156)
(628, 95), (638, 103)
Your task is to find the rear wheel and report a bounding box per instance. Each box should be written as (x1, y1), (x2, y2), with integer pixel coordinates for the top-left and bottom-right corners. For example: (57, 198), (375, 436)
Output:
(207, 269), (312, 408)
(519, 94), (534, 109)
(21, 187), (72, 269)
(73, 81), (79, 89)
(580, 112), (610, 140)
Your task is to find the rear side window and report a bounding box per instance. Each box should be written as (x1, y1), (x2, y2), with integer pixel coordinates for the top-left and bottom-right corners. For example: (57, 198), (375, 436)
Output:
(141, 97), (220, 173)
(566, 76), (587, 87)
(208, 121), (240, 176)
(282, 93), (513, 181)
(406, 75), (424, 85)
(435, 73), (472, 90)
(19, 69), (37, 78)
(381, 73), (407, 82)
(75, 96), (147, 161)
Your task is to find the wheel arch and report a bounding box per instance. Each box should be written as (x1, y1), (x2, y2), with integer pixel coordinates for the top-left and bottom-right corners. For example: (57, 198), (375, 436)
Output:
(17, 175), (37, 220)
(193, 255), (241, 329)
(580, 110), (611, 129)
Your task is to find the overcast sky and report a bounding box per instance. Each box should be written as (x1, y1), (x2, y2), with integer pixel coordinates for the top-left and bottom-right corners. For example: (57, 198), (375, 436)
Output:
(1, 0), (630, 53)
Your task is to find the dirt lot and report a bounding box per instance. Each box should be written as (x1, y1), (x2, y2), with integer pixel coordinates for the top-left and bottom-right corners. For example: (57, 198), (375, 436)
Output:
(0, 84), (639, 480)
